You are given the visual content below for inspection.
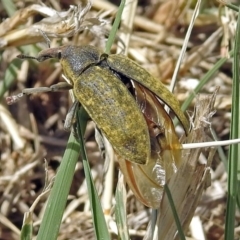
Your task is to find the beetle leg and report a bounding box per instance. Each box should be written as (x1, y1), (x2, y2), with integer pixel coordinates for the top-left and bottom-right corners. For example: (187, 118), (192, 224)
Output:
(6, 82), (73, 105)
(22, 82), (72, 94)
(64, 100), (80, 132)
(49, 82), (73, 91)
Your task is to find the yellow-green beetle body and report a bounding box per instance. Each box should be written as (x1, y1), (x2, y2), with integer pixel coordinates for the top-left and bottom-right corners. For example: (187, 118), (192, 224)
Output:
(29, 45), (189, 165)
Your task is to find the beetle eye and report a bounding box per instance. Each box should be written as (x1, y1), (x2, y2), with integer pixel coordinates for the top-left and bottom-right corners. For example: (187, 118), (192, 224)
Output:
(37, 55), (51, 62)
(58, 51), (61, 59)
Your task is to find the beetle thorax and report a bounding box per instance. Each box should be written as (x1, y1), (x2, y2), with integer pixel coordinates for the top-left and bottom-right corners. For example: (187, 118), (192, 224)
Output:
(60, 45), (102, 84)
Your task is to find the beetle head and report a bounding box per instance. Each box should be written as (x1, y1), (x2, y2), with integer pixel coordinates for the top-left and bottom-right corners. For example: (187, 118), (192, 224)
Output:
(17, 45), (102, 84)
(36, 47), (62, 62)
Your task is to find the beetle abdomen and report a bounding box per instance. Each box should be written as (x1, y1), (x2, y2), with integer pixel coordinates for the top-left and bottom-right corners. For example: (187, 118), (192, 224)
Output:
(74, 66), (150, 164)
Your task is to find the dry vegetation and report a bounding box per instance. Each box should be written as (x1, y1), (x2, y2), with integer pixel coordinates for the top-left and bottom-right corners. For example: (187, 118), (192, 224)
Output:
(0, 0), (238, 239)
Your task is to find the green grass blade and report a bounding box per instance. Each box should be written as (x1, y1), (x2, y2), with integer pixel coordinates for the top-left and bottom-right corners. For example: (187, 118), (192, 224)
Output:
(36, 133), (80, 240)
(164, 184), (186, 240)
(20, 212), (33, 240)
(0, 59), (22, 101)
(173, 50), (232, 171)
(222, 2), (239, 12)
(105, 0), (126, 54)
(224, 7), (240, 240)
(76, 108), (110, 239)
(180, 50), (233, 113)
(237, 187), (240, 210)
(1, 0), (16, 17)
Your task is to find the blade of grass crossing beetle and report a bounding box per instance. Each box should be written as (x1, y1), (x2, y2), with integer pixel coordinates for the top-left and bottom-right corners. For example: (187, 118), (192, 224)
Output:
(224, 7), (240, 240)
(73, 1), (127, 238)
(109, 0), (132, 238)
(76, 108), (110, 239)
(36, 133), (80, 240)
(106, 0), (129, 238)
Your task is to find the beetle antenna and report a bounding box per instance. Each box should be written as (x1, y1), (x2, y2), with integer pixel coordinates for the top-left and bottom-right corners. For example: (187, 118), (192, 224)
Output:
(17, 54), (38, 60)
(38, 29), (51, 48)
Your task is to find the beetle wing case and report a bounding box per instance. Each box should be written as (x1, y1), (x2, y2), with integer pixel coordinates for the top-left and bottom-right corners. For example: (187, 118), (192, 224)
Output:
(106, 54), (189, 135)
(74, 65), (151, 165)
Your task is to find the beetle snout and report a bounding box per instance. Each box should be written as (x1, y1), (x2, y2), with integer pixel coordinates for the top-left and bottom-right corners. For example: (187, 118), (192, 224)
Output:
(36, 48), (62, 62)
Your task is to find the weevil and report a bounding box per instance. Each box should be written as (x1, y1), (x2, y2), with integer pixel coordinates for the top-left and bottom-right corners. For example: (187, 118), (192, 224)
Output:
(13, 45), (189, 165)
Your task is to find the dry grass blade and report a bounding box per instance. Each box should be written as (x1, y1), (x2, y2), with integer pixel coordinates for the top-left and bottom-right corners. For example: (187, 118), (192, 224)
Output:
(157, 90), (217, 239)
(0, 2), (107, 48)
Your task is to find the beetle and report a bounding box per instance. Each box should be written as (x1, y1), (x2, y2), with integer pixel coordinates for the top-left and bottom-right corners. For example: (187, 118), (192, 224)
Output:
(14, 45), (189, 166)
